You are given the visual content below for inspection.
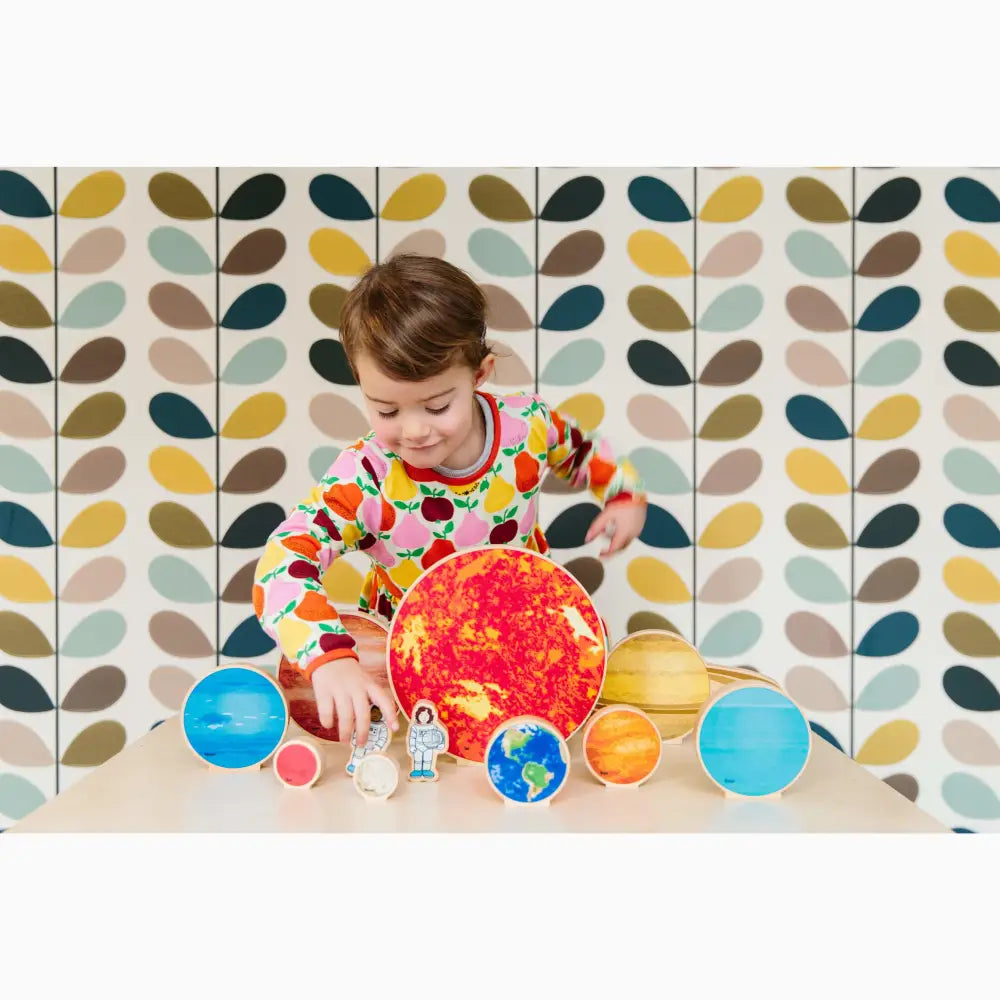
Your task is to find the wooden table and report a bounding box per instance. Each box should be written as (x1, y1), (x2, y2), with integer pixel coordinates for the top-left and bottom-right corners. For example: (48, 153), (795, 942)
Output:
(8, 716), (948, 833)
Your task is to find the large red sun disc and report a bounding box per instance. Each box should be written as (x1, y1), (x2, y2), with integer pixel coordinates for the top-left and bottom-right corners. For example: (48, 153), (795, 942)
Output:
(387, 546), (607, 763)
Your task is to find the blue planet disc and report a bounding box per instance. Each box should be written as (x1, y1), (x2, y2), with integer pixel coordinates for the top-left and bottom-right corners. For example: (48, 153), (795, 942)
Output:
(485, 717), (570, 804)
(697, 685), (811, 797)
(182, 666), (288, 769)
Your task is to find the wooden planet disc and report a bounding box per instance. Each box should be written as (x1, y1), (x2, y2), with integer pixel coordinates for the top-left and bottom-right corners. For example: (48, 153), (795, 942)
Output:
(387, 546), (607, 762)
(484, 716), (571, 805)
(277, 608), (390, 742)
(273, 739), (322, 789)
(182, 664), (288, 770)
(583, 704), (662, 787)
(695, 682), (812, 798)
(600, 629), (710, 740)
(352, 753), (400, 802)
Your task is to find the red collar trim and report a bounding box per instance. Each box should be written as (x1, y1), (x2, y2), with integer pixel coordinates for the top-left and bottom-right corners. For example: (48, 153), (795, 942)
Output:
(402, 391), (500, 485)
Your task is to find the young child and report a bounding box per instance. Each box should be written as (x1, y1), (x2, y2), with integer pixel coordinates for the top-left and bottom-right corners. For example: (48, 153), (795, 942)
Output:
(253, 255), (647, 747)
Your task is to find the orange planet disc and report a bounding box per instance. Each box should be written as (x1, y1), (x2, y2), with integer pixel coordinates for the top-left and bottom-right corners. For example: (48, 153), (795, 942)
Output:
(583, 705), (662, 787)
(387, 546), (607, 763)
(277, 608), (390, 742)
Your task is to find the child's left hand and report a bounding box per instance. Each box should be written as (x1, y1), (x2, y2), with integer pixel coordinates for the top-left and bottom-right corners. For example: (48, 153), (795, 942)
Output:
(584, 501), (647, 558)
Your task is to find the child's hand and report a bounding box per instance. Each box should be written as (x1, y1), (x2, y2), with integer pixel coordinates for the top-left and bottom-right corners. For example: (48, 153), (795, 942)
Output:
(585, 501), (647, 558)
(311, 658), (399, 746)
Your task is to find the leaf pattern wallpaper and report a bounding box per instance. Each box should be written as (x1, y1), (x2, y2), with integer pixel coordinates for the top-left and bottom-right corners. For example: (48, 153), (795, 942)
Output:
(1, 167), (998, 831)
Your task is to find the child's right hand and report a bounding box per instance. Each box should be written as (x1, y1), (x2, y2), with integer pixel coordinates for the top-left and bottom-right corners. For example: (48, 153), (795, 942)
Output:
(311, 658), (399, 747)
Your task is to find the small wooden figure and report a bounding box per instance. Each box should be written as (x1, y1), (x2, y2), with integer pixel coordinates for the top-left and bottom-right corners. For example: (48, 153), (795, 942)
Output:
(484, 716), (570, 807)
(273, 739), (323, 790)
(352, 753), (400, 802)
(582, 704), (661, 789)
(406, 700), (448, 781)
(345, 705), (392, 775)
(182, 664), (288, 771)
(695, 682), (812, 799)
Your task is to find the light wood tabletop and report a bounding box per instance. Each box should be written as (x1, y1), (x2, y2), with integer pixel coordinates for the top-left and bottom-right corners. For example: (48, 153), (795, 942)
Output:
(9, 715), (949, 833)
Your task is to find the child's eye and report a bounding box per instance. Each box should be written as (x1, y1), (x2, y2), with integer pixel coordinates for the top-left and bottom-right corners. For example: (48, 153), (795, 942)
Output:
(377, 410), (398, 419)
(427, 404), (450, 416)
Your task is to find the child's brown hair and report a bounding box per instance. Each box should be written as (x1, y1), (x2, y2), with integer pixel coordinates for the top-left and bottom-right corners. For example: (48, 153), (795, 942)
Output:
(340, 254), (492, 382)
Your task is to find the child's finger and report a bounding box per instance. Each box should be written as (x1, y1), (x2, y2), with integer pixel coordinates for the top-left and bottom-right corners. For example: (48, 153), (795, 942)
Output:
(584, 513), (608, 543)
(352, 693), (371, 746)
(600, 525), (629, 558)
(370, 685), (400, 731)
(318, 692), (335, 731)
(335, 694), (355, 746)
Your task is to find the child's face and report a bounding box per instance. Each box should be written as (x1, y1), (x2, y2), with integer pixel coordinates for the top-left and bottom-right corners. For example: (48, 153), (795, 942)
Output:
(355, 353), (494, 470)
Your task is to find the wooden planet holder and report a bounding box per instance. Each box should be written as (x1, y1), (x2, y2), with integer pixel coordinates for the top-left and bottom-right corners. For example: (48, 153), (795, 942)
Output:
(273, 739), (323, 790)
(352, 753), (400, 802)
(484, 716), (571, 807)
(694, 681), (812, 800)
(182, 664), (289, 772)
(582, 704), (662, 789)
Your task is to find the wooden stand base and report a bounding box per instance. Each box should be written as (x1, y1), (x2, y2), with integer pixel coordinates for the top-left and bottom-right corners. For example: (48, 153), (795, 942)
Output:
(724, 789), (782, 800)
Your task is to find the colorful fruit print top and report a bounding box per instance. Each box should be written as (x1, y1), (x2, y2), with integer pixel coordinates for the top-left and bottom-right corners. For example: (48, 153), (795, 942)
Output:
(253, 391), (645, 679)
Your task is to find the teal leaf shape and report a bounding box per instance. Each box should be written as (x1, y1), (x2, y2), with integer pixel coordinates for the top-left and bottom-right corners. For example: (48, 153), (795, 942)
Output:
(786, 394), (849, 441)
(856, 504), (919, 548)
(699, 611), (763, 658)
(539, 338), (605, 386)
(309, 446), (341, 483)
(148, 555), (215, 603)
(699, 285), (764, 332)
(943, 449), (1000, 495)
(626, 447), (691, 494)
(856, 287), (920, 332)
(59, 282), (126, 329)
(467, 229), (532, 277)
(0, 773), (47, 820)
(220, 283), (286, 331)
(945, 177), (1000, 223)
(627, 176), (691, 222)
(855, 665), (919, 711)
(944, 503), (1000, 548)
(942, 772), (1000, 820)
(0, 170), (52, 217)
(785, 231), (850, 277)
(147, 227), (213, 275)
(784, 556), (850, 603)
(0, 664), (55, 712)
(943, 665), (1000, 712)
(540, 285), (604, 331)
(309, 174), (375, 220)
(61, 609), (127, 657)
(539, 176), (604, 222)
(640, 505), (692, 549)
(221, 337), (287, 385)
(856, 340), (921, 386)
(0, 445), (53, 492)
(221, 615), (276, 658)
(855, 611), (919, 657)
(148, 392), (214, 439)
(0, 501), (53, 547)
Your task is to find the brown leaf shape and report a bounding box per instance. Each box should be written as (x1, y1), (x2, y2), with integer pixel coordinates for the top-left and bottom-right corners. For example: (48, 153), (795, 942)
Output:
(786, 286), (849, 332)
(0, 720), (54, 765)
(221, 228), (286, 275)
(149, 502), (214, 548)
(222, 560), (257, 603)
(309, 393), (370, 440)
(0, 281), (53, 328)
(786, 340), (849, 387)
(387, 229), (445, 259)
(699, 231), (763, 277)
(148, 337), (214, 385)
(59, 391), (125, 439)
(148, 172), (214, 220)
(626, 611), (682, 638)
(60, 336), (126, 383)
(61, 556), (126, 602)
(857, 232), (920, 277)
(944, 286), (1000, 333)
(698, 395), (762, 441)
(0, 611), (54, 657)
(698, 448), (762, 495)
(944, 395), (1000, 441)
(221, 447), (286, 494)
(786, 503), (849, 549)
(468, 175), (533, 221)
(563, 556), (604, 595)
(785, 611), (848, 657)
(61, 719), (126, 767)
(944, 612), (1000, 657)
(627, 285), (691, 332)
(482, 284), (532, 331)
(856, 449), (919, 495)
(60, 227), (127, 274)
(148, 282), (213, 330)
(786, 177), (849, 223)
(699, 340), (762, 386)
(540, 231), (604, 276)
(149, 610), (214, 658)
(0, 390), (53, 438)
(627, 394), (691, 441)
(856, 557), (919, 603)
(61, 665), (126, 712)
(60, 446), (126, 494)
(490, 350), (533, 387)
(883, 774), (918, 802)
(309, 284), (348, 330)
(149, 665), (196, 711)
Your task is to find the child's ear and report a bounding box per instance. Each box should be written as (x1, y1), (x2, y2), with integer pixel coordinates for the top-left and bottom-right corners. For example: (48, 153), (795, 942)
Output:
(475, 354), (496, 387)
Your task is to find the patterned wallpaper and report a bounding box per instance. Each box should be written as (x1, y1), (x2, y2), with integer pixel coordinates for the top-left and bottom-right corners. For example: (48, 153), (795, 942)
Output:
(1, 167), (998, 832)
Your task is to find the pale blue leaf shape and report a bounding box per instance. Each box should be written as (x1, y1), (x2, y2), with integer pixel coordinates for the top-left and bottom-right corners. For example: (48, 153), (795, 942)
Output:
(467, 229), (532, 277)
(699, 285), (764, 332)
(148, 227), (213, 275)
(539, 338), (605, 385)
(699, 610), (763, 658)
(61, 609), (127, 657)
(627, 446), (691, 494)
(310, 446), (341, 483)
(856, 340), (922, 387)
(221, 337), (287, 385)
(854, 664), (919, 710)
(0, 445), (53, 492)
(59, 282), (126, 329)
(0, 773), (46, 820)
(785, 231), (850, 277)
(784, 556), (850, 603)
(942, 772), (1000, 820)
(148, 555), (215, 603)
(943, 448), (1000, 495)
